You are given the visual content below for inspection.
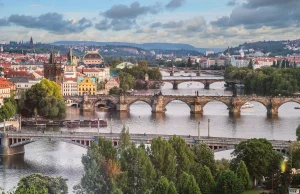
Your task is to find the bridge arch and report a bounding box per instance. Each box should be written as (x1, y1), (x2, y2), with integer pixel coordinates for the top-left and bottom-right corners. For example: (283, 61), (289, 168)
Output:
(9, 138), (93, 149)
(163, 99), (192, 109)
(127, 97), (152, 109)
(278, 99), (300, 109)
(202, 98), (231, 108)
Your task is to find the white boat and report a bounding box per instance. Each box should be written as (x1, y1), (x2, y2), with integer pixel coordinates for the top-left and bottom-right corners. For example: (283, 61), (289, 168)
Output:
(241, 102), (254, 109)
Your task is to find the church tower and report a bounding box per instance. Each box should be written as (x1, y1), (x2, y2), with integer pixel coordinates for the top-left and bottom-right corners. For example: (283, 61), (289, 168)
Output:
(29, 37), (33, 49)
(44, 49), (63, 84)
(64, 48), (77, 78)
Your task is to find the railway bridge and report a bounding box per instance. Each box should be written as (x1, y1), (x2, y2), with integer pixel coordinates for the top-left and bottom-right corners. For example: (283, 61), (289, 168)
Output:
(0, 131), (291, 156)
(65, 94), (300, 115)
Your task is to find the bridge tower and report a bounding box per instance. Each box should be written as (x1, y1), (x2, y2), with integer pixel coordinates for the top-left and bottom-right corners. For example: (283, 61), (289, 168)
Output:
(170, 66), (175, 76)
(0, 133), (25, 156)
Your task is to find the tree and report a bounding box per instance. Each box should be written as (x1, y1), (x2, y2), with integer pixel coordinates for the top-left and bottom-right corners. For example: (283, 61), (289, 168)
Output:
(110, 59), (122, 68)
(138, 60), (148, 69)
(150, 137), (177, 182)
(80, 137), (119, 194)
(272, 61), (276, 68)
(168, 182), (178, 194)
(215, 159), (230, 179)
(119, 143), (156, 194)
(40, 78), (63, 99)
(187, 57), (192, 67)
(192, 143), (216, 176)
(296, 125), (300, 141)
(248, 59), (253, 69)
(281, 60), (286, 68)
(118, 125), (131, 151)
(178, 172), (201, 194)
(236, 161), (251, 190)
(191, 165), (215, 194)
(119, 72), (136, 92)
(97, 81), (106, 90)
(294, 61), (297, 68)
(0, 97), (17, 122)
(231, 138), (274, 187)
(14, 173), (68, 194)
(276, 60), (281, 68)
(153, 177), (170, 194)
(286, 60), (290, 68)
(111, 189), (123, 194)
(148, 68), (162, 80)
(215, 171), (244, 194)
(168, 136), (194, 177)
(109, 87), (122, 95)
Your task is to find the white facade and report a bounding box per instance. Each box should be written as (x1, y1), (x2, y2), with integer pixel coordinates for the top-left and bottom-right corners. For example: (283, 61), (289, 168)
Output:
(62, 78), (78, 96)
(0, 87), (10, 99)
(231, 56), (250, 67)
(14, 79), (40, 99)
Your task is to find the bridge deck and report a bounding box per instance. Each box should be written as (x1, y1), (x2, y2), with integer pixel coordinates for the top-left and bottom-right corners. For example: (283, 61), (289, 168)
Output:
(5, 131), (290, 149)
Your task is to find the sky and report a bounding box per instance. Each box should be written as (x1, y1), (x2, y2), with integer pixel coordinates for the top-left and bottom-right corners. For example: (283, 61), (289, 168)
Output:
(0, 0), (300, 48)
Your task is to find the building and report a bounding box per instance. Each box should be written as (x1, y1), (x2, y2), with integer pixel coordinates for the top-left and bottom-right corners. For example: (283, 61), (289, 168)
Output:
(289, 188), (300, 194)
(116, 62), (136, 69)
(0, 85), (10, 100)
(29, 37), (33, 49)
(205, 51), (215, 56)
(105, 78), (119, 91)
(43, 50), (63, 84)
(77, 77), (96, 96)
(82, 51), (104, 66)
(8, 77), (41, 99)
(78, 68), (106, 82)
(62, 77), (78, 96)
(61, 48), (78, 96)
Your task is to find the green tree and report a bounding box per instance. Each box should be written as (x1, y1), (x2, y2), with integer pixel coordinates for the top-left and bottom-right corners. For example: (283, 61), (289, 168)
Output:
(109, 87), (122, 95)
(153, 177), (170, 194)
(272, 61), (276, 68)
(148, 68), (162, 80)
(192, 143), (216, 176)
(215, 171), (244, 194)
(248, 59), (253, 69)
(169, 136), (194, 177)
(111, 189), (123, 194)
(231, 138), (274, 187)
(296, 125), (300, 141)
(80, 137), (119, 194)
(281, 60), (286, 68)
(118, 125), (131, 151)
(14, 173), (68, 194)
(97, 81), (106, 90)
(191, 165), (215, 194)
(150, 137), (177, 182)
(110, 59), (122, 68)
(168, 182), (178, 194)
(40, 78), (63, 99)
(119, 143), (156, 194)
(236, 160), (251, 190)
(276, 60), (281, 68)
(0, 97), (17, 122)
(215, 159), (230, 179)
(178, 172), (201, 194)
(138, 60), (148, 69)
(119, 72), (136, 92)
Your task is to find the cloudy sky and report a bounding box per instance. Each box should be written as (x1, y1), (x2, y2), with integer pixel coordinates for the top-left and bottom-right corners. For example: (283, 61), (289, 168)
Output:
(0, 0), (300, 48)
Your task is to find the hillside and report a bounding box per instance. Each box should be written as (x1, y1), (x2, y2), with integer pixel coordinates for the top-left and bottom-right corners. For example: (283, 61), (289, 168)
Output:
(53, 41), (224, 52)
(227, 39), (300, 56)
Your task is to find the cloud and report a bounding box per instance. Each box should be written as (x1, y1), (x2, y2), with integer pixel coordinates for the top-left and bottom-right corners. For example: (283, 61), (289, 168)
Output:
(95, 19), (136, 31)
(227, 0), (237, 6)
(212, 0), (300, 29)
(150, 22), (162, 28)
(0, 18), (10, 26)
(7, 13), (92, 34)
(165, 0), (186, 10)
(102, 2), (160, 20)
(162, 21), (184, 28)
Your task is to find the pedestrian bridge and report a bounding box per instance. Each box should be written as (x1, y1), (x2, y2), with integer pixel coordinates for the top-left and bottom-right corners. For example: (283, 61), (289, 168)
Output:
(0, 131), (291, 156)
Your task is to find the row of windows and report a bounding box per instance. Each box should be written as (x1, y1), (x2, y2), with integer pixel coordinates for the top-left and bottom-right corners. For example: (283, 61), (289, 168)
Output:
(78, 88), (95, 91)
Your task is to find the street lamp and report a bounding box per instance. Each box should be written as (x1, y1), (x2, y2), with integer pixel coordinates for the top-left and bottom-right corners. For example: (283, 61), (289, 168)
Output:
(208, 119), (210, 138)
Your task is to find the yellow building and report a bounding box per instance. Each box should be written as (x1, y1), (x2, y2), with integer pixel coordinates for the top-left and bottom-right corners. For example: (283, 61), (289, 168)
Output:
(77, 77), (96, 96)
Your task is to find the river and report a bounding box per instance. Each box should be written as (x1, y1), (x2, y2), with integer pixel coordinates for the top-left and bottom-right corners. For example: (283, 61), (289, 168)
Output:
(1, 72), (299, 192)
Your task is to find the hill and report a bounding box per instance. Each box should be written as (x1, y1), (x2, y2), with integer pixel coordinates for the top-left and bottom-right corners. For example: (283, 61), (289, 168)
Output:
(53, 41), (224, 53)
(227, 39), (300, 56)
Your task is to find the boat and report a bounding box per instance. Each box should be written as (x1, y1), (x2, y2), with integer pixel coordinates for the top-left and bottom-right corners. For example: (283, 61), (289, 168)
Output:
(295, 107), (300, 109)
(241, 102), (254, 109)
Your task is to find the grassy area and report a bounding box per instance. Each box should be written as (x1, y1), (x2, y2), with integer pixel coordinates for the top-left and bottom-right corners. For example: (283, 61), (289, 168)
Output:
(243, 188), (266, 194)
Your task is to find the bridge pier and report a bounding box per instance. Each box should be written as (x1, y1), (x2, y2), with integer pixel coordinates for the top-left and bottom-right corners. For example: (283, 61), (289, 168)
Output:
(267, 106), (279, 115)
(0, 133), (25, 156)
(172, 82), (178, 90)
(190, 104), (203, 114)
(170, 72), (174, 76)
(204, 82), (210, 89)
(116, 103), (129, 112)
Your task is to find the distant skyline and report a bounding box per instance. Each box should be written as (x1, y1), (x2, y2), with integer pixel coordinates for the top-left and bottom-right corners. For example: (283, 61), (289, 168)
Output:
(0, 0), (300, 48)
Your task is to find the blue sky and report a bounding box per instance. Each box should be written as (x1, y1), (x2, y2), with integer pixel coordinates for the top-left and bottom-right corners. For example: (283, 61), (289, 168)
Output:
(0, 0), (300, 47)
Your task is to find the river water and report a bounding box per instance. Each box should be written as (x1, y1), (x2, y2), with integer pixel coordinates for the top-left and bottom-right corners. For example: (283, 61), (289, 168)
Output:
(1, 72), (300, 192)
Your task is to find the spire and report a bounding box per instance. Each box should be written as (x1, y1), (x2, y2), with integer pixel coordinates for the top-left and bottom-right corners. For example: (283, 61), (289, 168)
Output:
(227, 46), (230, 56)
(49, 47), (56, 64)
(29, 37), (33, 49)
(68, 48), (73, 65)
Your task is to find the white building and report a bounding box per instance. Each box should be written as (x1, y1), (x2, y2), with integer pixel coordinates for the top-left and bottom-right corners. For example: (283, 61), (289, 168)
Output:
(205, 51), (215, 56)
(77, 68), (108, 82)
(61, 77), (78, 96)
(230, 56), (250, 67)
(8, 77), (40, 99)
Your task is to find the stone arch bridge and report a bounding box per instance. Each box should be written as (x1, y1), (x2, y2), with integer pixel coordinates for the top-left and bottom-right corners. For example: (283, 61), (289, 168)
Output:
(162, 78), (224, 89)
(65, 94), (300, 115)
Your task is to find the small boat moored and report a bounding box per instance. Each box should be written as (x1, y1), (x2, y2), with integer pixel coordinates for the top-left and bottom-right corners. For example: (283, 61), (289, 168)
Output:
(295, 107), (300, 109)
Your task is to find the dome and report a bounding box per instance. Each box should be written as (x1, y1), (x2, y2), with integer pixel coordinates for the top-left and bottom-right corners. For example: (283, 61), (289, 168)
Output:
(82, 51), (104, 65)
